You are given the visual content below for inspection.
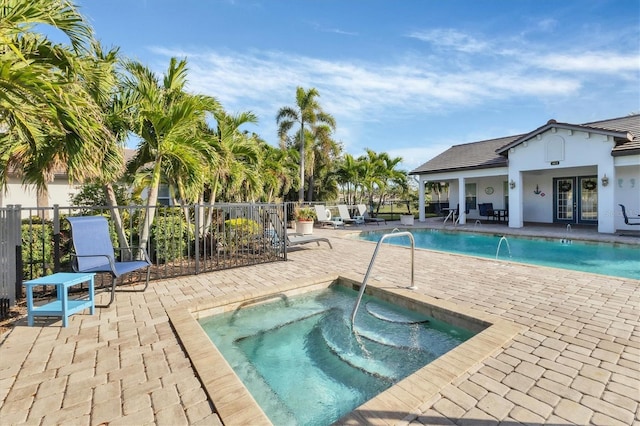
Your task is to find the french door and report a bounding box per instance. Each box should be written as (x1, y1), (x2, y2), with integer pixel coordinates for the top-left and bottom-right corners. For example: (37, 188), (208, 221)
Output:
(553, 176), (598, 224)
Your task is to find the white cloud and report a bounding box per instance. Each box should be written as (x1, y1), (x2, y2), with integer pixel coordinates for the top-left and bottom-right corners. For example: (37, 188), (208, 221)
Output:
(151, 46), (583, 118)
(147, 36), (636, 157)
(407, 29), (489, 53)
(536, 18), (558, 32)
(531, 52), (640, 74)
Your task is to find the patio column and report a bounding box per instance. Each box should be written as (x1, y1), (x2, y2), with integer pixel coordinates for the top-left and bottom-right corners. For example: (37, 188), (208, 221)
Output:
(598, 165), (615, 233)
(418, 177), (425, 222)
(458, 177), (466, 225)
(508, 171), (523, 228)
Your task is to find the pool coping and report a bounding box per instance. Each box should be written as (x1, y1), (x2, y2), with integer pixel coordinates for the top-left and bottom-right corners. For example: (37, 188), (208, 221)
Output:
(167, 272), (525, 425)
(349, 228), (640, 281)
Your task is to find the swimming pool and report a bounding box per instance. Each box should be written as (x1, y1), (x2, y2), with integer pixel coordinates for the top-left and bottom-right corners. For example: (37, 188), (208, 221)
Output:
(198, 285), (475, 425)
(357, 229), (640, 279)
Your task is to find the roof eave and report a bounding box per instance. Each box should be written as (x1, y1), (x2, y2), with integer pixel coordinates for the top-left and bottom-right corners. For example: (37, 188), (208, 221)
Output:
(612, 148), (640, 157)
(496, 123), (631, 155)
(409, 163), (507, 176)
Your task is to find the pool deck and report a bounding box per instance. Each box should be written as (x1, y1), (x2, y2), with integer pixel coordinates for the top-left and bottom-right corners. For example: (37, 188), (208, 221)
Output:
(1, 218), (638, 425)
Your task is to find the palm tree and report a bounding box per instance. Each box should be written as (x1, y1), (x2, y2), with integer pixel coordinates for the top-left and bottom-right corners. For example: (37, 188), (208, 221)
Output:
(124, 57), (220, 251)
(336, 153), (362, 205)
(80, 42), (137, 250)
(276, 87), (335, 202)
(261, 144), (298, 202)
(0, 0), (112, 211)
(204, 111), (260, 205)
(360, 149), (406, 214)
(307, 124), (341, 201)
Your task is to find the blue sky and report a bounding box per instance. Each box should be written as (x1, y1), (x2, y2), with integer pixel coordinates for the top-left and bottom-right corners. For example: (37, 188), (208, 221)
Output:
(73, 0), (639, 171)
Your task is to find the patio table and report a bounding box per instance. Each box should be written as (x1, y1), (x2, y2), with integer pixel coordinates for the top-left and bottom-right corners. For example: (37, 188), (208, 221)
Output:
(23, 272), (95, 327)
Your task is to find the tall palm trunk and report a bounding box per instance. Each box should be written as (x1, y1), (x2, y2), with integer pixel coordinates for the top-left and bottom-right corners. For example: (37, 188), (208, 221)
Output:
(307, 175), (315, 202)
(36, 187), (49, 220)
(103, 183), (130, 255)
(139, 162), (162, 253)
(298, 123), (305, 202)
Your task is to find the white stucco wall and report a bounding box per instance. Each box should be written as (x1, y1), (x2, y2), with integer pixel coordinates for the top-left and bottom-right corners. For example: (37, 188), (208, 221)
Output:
(507, 127), (620, 233)
(614, 164), (640, 230)
(1, 176), (81, 209)
(519, 166), (597, 224)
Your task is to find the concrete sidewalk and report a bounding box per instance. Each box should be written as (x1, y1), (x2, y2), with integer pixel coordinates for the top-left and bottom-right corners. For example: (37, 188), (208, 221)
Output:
(0, 224), (638, 425)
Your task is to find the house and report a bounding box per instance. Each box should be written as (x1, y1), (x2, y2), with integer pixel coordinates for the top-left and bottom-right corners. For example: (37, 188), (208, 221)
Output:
(0, 149), (139, 217)
(410, 114), (640, 234)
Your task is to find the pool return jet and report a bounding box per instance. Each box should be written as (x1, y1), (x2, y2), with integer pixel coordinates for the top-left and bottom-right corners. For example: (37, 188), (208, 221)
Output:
(350, 231), (416, 330)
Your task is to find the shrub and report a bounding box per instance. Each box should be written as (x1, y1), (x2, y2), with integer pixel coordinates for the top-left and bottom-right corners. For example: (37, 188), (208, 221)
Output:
(21, 218), (53, 280)
(224, 218), (261, 249)
(151, 210), (191, 264)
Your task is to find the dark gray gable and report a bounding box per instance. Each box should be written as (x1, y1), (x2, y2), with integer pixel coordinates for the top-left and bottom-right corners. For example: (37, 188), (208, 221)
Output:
(409, 135), (516, 175)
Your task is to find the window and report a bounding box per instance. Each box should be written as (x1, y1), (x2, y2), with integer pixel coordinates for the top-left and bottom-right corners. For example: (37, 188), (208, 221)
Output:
(158, 184), (171, 206)
(503, 181), (509, 210)
(465, 183), (477, 211)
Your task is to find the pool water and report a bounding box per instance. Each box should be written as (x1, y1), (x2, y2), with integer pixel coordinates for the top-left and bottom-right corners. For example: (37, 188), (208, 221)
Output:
(198, 286), (475, 426)
(357, 229), (640, 280)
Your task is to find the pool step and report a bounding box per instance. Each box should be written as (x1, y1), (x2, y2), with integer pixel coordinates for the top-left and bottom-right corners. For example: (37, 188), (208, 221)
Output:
(306, 317), (391, 392)
(354, 304), (437, 353)
(365, 301), (430, 324)
(317, 311), (398, 381)
(316, 310), (432, 382)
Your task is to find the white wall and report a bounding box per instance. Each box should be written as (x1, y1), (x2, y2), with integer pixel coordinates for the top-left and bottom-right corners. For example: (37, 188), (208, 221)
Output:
(520, 166), (597, 223)
(614, 164), (640, 230)
(507, 128), (619, 232)
(1, 176), (81, 208)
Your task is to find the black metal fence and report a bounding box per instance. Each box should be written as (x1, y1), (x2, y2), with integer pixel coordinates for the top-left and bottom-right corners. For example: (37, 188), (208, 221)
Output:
(0, 203), (287, 312)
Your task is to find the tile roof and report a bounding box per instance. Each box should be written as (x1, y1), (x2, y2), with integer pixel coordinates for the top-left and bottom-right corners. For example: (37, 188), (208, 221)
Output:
(410, 114), (640, 175)
(409, 135), (516, 175)
(9, 148), (137, 178)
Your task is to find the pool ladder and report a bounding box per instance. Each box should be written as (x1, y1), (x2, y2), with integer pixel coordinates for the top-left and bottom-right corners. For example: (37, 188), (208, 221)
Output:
(350, 231), (416, 330)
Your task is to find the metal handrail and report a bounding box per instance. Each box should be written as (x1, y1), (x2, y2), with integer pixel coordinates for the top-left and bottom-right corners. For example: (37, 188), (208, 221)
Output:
(350, 231), (416, 330)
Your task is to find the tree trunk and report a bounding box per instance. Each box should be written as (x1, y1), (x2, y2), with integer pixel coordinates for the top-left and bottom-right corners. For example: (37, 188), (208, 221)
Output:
(307, 174), (314, 202)
(36, 187), (49, 220)
(298, 122), (305, 202)
(138, 162), (162, 253)
(103, 183), (130, 255)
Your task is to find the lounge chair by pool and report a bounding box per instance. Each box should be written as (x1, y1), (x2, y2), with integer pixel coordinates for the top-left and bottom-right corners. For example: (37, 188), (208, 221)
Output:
(313, 205), (344, 229)
(288, 232), (333, 249)
(356, 204), (386, 225)
(337, 205), (365, 225)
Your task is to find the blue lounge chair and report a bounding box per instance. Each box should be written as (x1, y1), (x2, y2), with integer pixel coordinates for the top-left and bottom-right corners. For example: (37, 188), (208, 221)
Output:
(67, 216), (152, 307)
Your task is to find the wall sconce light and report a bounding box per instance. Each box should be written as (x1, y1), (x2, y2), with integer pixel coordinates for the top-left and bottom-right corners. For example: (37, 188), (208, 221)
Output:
(601, 174), (609, 187)
(509, 179), (516, 189)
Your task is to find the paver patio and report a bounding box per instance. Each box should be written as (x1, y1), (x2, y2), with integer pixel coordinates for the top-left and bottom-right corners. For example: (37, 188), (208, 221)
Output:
(0, 220), (638, 425)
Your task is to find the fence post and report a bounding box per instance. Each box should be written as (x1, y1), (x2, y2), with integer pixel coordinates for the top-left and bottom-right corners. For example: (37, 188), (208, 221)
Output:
(53, 204), (61, 273)
(12, 205), (23, 302)
(194, 204), (200, 275)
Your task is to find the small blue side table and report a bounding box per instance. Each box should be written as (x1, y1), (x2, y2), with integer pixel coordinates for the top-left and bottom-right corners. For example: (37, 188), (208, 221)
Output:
(23, 272), (96, 327)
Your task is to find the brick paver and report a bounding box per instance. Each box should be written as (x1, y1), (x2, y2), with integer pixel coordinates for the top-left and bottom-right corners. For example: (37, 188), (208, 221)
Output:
(0, 221), (638, 425)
